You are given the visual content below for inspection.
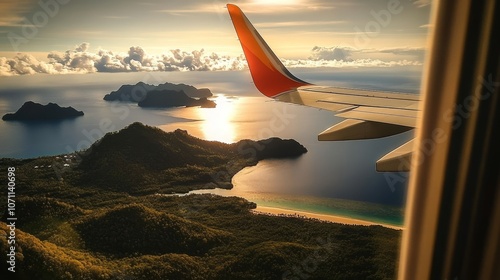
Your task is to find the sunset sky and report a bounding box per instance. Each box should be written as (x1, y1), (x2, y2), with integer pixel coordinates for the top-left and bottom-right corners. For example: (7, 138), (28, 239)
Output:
(0, 0), (432, 76)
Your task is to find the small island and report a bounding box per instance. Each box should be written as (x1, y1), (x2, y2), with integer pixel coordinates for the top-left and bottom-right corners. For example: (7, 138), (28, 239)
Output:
(138, 90), (216, 108)
(104, 81), (215, 108)
(2, 101), (84, 121)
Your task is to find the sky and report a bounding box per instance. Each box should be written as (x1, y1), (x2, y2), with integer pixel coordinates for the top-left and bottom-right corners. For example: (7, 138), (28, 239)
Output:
(0, 0), (432, 76)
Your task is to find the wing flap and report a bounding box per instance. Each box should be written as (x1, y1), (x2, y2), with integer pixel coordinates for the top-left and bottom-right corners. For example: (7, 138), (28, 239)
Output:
(300, 86), (420, 113)
(274, 89), (358, 111)
(318, 119), (413, 141)
(301, 85), (420, 101)
(274, 87), (419, 128)
(376, 139), (414, 172)
(336, 107), (418, 127)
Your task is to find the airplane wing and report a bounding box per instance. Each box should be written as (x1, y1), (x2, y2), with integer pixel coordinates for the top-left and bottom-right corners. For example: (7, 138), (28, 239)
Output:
(227, 4), (420, 172)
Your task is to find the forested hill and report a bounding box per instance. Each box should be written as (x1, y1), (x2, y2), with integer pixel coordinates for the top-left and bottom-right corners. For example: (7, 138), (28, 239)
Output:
(77, 122), (307, 194)
(103, 81), (212, 102)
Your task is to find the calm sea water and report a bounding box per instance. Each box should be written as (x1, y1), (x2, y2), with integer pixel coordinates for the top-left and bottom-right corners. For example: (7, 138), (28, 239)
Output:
(0, 67), (421, 226)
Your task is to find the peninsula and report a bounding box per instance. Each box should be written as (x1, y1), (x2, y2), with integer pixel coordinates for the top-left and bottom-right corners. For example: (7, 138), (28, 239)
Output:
(78, 122), (306, 193)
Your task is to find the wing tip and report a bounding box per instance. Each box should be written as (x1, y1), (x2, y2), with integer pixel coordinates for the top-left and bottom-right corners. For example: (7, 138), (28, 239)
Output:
(227, 3), (309, 98)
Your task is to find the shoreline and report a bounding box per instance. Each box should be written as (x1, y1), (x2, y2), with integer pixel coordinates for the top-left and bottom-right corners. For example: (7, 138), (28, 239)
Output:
(251, 205), (404, 230)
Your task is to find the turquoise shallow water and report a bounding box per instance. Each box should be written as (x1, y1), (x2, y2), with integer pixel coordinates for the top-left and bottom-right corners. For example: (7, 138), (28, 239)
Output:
(190, 188), (404, 227)
(252, 195), (404, 226)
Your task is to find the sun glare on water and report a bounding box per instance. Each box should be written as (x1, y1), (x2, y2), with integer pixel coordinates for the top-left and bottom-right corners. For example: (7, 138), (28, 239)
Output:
(198, 95), (236, 143)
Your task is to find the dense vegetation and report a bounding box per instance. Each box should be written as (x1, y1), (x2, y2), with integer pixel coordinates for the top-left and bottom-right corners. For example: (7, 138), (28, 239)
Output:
(74, 204), (231, 256)
(0, 123), (401, 279)
(77, 122), (307, 194)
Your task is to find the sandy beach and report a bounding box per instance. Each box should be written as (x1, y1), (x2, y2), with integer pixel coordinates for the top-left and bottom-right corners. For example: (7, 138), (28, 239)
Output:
(252, 206), (404, 230)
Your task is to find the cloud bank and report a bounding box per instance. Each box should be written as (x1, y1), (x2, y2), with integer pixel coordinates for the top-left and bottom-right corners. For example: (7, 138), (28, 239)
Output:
(309, 46), (354, 61)
(0, 43), (423, 76)
(0, 43), (247, 76)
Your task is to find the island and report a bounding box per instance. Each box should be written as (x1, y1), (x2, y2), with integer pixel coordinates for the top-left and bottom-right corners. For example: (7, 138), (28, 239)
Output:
(0, 123), (401, 279)
(2, 101), (84, 121)
(137, 90), (216, 108)
(103, 81), (213, 106)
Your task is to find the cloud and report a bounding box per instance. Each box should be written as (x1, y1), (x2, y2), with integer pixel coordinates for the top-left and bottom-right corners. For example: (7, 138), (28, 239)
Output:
(0, 42), (423, 76)
(309, 46), (354, 61)
(283, 58), (421, 68)
(309, 46), (426, 62)
(0, 53), (74, 76)
(379, 47), (426, 60)
(0, 43), (247, 76)
(293, 45), (423, 68)
(254, 20), (345, 28)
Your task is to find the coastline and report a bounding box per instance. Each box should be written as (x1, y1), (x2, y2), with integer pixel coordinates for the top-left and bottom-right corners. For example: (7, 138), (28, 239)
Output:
(251, 205), (404, 230)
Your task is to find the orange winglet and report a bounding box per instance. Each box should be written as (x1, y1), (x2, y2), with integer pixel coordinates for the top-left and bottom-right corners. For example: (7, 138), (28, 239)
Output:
(227, 4), (310, 97)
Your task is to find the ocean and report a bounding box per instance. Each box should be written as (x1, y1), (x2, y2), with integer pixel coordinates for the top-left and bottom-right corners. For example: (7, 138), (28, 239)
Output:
(0, 67), (421, 226)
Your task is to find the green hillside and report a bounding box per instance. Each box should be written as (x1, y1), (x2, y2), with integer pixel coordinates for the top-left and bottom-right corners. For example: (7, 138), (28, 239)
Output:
(74, 204), (230, 256)
(0, 123), (400, 279)
(77, 122), (306, 194)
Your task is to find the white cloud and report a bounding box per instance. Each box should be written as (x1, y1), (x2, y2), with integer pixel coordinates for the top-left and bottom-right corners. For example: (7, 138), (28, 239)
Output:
(306, 45), (426, 66)
(254, 20), (345, 28)
(283, 58), (421, 68)
(0, 43), (248, 76)
(0, 43), (423, 76)
(379, 47), (426, 60)
(309, 46), (354, 61)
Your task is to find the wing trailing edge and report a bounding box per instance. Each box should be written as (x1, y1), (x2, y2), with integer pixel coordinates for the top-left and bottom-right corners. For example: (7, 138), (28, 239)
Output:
(318, 119), (413, 141)
(376, 140), (413, 172)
